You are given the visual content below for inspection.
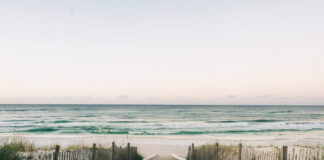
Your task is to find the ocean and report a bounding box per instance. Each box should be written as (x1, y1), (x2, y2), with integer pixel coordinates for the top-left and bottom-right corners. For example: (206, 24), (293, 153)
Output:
(0, 104), (323, 135)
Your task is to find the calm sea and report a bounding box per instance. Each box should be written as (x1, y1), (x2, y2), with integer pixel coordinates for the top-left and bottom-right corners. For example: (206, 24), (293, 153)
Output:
(0, 104), (323, 135)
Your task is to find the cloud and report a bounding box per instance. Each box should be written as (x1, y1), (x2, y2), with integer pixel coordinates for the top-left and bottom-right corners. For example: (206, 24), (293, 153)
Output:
(258, 94), (271, 98)
(225, 95), (236, 99)
(69, 5), (75, 15)
(275, 96), (293, 100)
(117, 95), (130, 99)
(312, 96), (324, 99)
(146, 96), (159, 100)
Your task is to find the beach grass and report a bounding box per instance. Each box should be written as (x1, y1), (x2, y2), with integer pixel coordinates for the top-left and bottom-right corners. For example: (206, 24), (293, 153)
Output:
(0, 139), (35, 160)
(0, 137), (143, 160)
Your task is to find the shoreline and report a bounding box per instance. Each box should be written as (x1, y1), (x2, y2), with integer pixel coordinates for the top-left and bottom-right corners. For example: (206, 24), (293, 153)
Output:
(2, 133), (324, 157)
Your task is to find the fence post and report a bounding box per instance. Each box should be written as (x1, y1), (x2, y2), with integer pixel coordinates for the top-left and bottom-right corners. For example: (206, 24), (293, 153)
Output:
(91, 143), (96, 160)
(131, 147), (135, 160)
(283, 146), (288, 160)
(215, 143), (219, 160)
(188, 146), (191, 160)
(127, 143), (131, 160)
(130, 147), (133, 160)
(112, 142), (115, 160)
(238, 143), (242, 160)
(202, 145), (205, 160)
(191, 143), (195, 160)
(54, 145), (60, 160)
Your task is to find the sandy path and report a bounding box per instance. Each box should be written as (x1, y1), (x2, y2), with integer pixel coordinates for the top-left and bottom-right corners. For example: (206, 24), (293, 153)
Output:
(150, 155), (177, 160)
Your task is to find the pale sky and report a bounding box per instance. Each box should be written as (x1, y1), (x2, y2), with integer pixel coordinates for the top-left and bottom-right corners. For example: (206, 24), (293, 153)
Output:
(0, 0), (324, 105)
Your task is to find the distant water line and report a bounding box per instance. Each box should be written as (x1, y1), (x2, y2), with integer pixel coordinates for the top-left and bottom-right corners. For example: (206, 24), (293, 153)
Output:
(0, 104), (324, 135)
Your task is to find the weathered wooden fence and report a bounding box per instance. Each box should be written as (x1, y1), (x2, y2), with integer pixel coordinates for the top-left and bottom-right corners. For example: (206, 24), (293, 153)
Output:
(21, 142), (139, 160)
(187, 143), (324, 160)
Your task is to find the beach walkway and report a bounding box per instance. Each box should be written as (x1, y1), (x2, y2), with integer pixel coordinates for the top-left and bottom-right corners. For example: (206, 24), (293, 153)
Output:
(150, 155), (178, 160)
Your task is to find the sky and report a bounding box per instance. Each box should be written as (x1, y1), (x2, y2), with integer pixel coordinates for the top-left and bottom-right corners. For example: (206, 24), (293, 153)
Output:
(0, 0), (324, 105)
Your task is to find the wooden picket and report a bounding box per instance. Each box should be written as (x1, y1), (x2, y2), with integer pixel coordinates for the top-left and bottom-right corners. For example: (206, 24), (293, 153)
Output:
(187, 143), (324, 160)
(20, 142), (139, 160)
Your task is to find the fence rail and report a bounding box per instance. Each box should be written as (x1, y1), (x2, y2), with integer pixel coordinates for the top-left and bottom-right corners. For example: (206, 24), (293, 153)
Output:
(187, 143), (324, 160)
(21, 142), (139, 160)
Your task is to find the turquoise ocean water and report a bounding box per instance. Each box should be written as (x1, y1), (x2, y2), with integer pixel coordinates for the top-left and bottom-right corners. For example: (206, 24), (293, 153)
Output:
(0, 104), (323, 135)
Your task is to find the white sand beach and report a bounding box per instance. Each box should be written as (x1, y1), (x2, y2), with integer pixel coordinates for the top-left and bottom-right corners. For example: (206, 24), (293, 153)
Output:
(2, 133), (324, 158)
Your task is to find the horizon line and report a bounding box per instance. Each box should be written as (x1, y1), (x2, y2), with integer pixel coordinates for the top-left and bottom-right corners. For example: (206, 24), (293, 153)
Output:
(0, 103), (323, 106)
